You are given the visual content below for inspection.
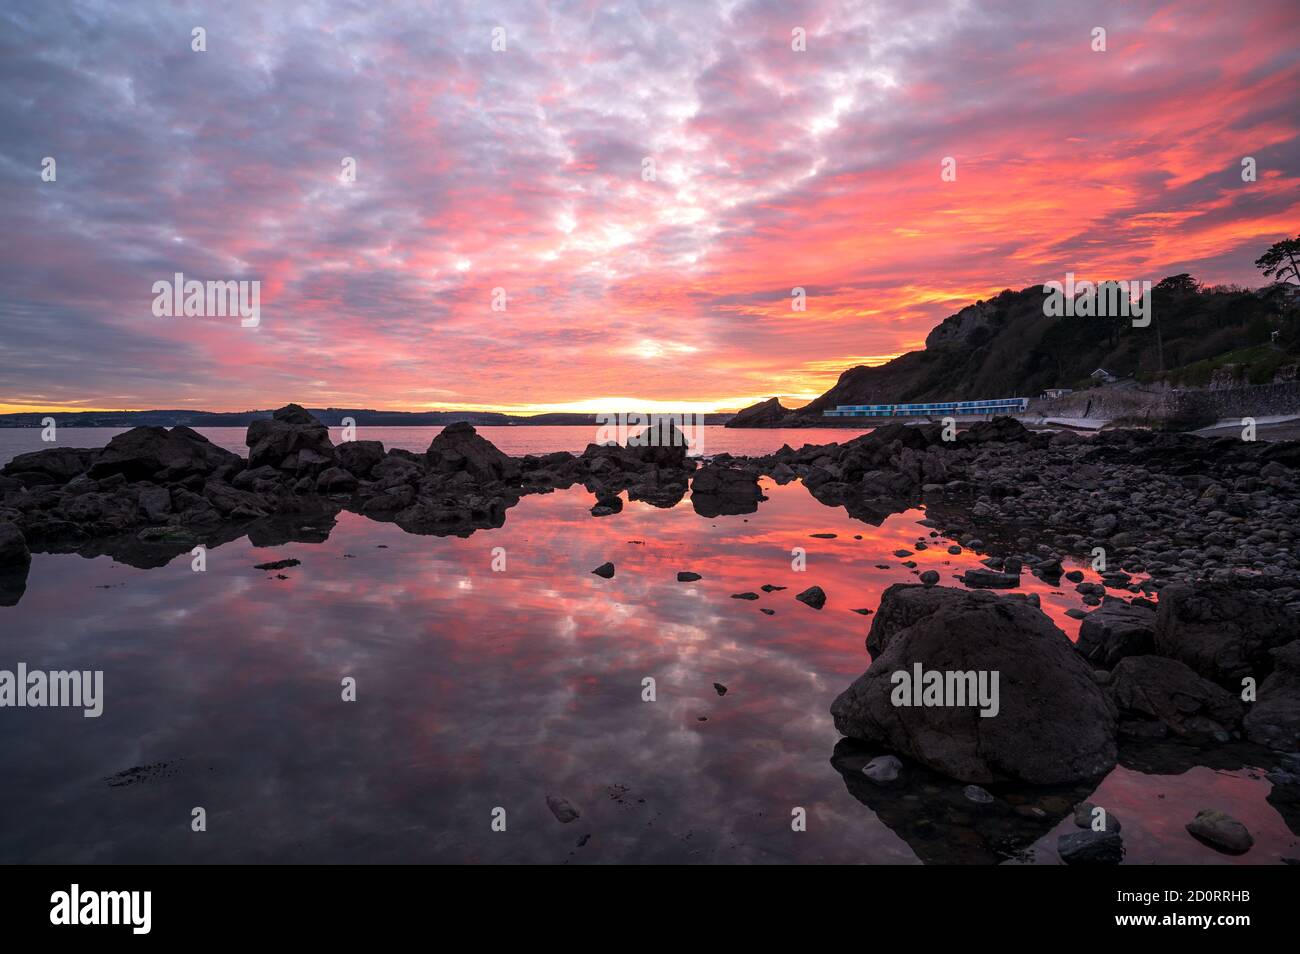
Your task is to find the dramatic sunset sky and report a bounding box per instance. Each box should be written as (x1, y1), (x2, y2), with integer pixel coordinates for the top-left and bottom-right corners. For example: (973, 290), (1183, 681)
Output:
(1, 0), (1298, 414)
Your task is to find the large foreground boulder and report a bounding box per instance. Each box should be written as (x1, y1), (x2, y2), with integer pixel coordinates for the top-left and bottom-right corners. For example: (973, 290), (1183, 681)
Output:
(246, 404), (336, 472)
(831, 585), (1117, 785)
(1243, 641), (1300, 751)
(426, 422), (519, 484)
(1154, 583), (1298, 687)
(88, 426), (242, 483)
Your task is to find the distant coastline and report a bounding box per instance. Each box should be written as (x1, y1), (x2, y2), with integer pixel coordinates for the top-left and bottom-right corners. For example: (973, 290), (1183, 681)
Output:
(0, 408), (737, 429)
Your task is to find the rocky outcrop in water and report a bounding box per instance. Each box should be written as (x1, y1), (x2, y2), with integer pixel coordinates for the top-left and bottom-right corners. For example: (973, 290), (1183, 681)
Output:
(726, 397), (793, 428)
(0, 405), (712, 594)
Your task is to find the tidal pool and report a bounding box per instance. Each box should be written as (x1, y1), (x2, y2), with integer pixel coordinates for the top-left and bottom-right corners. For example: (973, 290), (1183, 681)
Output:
(0, 478), (1293, 863)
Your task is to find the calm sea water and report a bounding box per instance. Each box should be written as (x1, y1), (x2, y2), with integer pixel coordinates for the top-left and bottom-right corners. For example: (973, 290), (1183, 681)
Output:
(0, 425), (867, 467)
(0, 473), (1291, 864)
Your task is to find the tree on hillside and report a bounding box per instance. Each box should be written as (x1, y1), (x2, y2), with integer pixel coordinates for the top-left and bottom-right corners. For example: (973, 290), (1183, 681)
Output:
(1255, 235), (1300, 285)
(1154, 273), (1199, 296)
(1149, 275), (1200, 372)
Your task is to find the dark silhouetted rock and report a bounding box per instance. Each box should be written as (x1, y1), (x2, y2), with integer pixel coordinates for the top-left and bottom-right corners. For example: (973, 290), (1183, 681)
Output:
(89, 426), (241, 482)
(1107, 655), (1243, 739)
(247, 405), (336, 472)
(1076, 598), (1156, 668)
(961, 567), (1020, 589)
(726, 397), (791, 428)
(1154, 583), (1298, 687)
(136, 486), (172, 522)
(2, 446), (97, 485)
(1058, 830), (1124, 865)
(316, 467), (359, 494)
(0, 520), (31, 570)
(591, 562), (615, 579)
(336, 440), (385, 478)
(795, 586), (826, 609)
(832, 586), (1117, 785)
(690, 464), (763, 517)
(253, 558), (300, 571)
(427, 422), (520, 484)
(1243, 640), (1300, 751)
(624, 420), (693, 468)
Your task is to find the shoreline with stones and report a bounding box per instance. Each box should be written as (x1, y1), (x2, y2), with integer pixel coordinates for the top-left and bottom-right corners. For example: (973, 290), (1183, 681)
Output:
(3, 403), (1298, 863)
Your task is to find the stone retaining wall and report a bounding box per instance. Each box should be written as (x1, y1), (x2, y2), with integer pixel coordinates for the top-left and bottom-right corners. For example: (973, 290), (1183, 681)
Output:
(1032, 380), (1300, 429)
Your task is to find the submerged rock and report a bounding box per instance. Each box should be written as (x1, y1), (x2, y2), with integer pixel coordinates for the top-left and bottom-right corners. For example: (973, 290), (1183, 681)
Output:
(1058, 829), (1124, 865)
(253, 558), (301, 571)
(862, 755), (902, 784)
(546, 795), (581, 824)
(1186, 809), (1253, 854)
(831, 738), (1092, 865)
(1073, 802), (1122, 833)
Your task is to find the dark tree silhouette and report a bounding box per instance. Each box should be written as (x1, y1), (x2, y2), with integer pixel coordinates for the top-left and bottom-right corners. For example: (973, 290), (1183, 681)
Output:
(1154, 273), (1199, 295)
(1255, 235), (1300, 285)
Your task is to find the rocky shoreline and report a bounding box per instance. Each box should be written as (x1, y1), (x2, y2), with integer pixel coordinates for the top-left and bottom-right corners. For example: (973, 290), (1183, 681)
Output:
(3, 403), (1298, 861)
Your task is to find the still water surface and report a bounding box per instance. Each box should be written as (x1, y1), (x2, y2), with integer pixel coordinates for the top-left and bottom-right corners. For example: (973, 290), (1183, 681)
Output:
(0, 429), (1293, 863)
